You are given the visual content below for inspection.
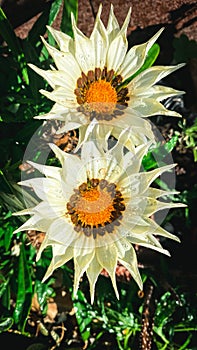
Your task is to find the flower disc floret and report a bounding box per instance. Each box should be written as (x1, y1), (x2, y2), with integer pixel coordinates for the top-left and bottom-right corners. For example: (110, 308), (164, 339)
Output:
(75, 67), (129, 120)
(67, 178), (125, 238)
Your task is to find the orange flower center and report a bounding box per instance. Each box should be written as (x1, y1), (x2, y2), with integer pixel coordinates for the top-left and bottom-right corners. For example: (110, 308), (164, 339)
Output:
(67, 178), (125, 238)
(74, 67), (129, 121)
(75, 187), (114, 227)
(85, 80), (117, 114)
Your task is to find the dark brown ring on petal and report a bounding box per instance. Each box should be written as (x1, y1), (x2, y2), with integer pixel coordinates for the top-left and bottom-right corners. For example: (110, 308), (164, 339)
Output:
(114, 109), (124, 116)
(81, 72), (88, 85)
(87, 70), (95, 82)
(79, 183), (87, 192)
(106, 69), (115, 82)
(95, 67), (101, 80)
(101, 67), (107, 79)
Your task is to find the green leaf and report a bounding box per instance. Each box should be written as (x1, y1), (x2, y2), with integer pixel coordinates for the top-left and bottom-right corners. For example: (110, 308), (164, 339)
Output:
(28, 0), (62, 47)
(0, 170), (13, 194)
(61, 0), (78, 37)
(35, 279), (55, 315)
(0, 7), (22, 57)
(163, 135), (178, 153)
(27, 6), (51, 45)
(13, 243), (33, 332)
(0, 317), (14, 332)
(47, 0), (64, 46)
(48, 0), (63, 26)
(73, 290), (93, 342)
(0, 8), (28, 83)
(142, 136), (178, 170)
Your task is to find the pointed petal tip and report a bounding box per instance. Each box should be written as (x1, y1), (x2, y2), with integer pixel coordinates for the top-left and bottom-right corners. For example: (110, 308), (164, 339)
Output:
(128, 6), (132, 16)
(97, 3), (102, 15)
(178, 62), (186, 68)
(27, 63), (36, 71)
(138, 281), (143, 291)
(48, 142), (59, 153)
(90, 290), (95, 305)
(71, 12), (76, 27)
(41, 275), (48, 283)
(12, 227), (19, 233)
(165, 249), (171, 257)
(157, 26), (165, 35)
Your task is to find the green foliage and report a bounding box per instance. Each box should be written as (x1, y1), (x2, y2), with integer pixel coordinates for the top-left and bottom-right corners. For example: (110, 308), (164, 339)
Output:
(142, 135), (179, 170)
(0, 0), (78, 337)
(175, 118), (197, 161)
(0, 1), (196, 349)
(61, 0), (78, 37)
(72, 281), (197, 349)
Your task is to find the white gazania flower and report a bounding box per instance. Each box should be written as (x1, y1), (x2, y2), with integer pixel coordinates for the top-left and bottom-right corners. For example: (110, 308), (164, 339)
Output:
(29, 4), (185, 149)
(14, 131), (185, 303)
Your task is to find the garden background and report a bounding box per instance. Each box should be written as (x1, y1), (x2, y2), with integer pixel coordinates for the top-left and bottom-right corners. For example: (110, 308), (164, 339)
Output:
(0, 0), (197, 349)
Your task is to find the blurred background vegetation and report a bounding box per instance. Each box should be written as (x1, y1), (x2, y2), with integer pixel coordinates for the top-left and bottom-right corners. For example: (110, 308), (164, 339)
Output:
(0, 0), (197, 349)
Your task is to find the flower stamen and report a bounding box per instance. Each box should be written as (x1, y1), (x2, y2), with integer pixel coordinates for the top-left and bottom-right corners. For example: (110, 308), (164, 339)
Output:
(75, 67), (129, 121)
(67, 178), (125, 238)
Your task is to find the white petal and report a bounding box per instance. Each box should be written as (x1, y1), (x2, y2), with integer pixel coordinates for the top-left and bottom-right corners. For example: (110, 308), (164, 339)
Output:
(12, 207), (35, 216)
(143, 188), (179, 199)
(111, 111), (155, 144)
(118, 142), (151, 182)
(119, 245), (143, 290)
(142, 217), (181, 242)
(119, 163), (176, 195)
(18, 177), (66, 202)
(125, 212), (151, 227)
(118, 27), (164, 80)
(80, 140), (107, 179)
(34, 103), (70, 121)
(107, 4), (120, 41)
(13, 214), (51, 233)
(129, 97), (183, 118)
(39, 86), (77, 109)
(107, 33), (127, 72)
(71, 13), (95, 73)
(129, 63), (185, 91)
(27, 161), (62, 180)
(107, 7), (131, 71)
(42, 245), (74, 282)
(86, 254), (102, 304)
(90, 4), (108, 68)
(41, 37), (80, 75)
(46, 217), (76, 247)
(96, 244), (119, 299)
(127, 234), (170, 256)
(142, 197), (186, 216)
(73, 249), (95, 297)
(49, 142), (68, 166)
(29, 63), (78, 92)
(136, 84), (185, 101)
(81, 138), (103, 161)
(34, 200), (65, 218)
(109, 127), (131, 164)
(46, 25), (74, 53)
(62, 153), (84, 188)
